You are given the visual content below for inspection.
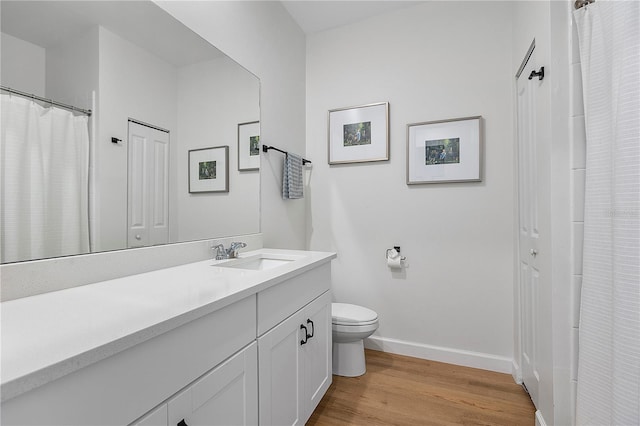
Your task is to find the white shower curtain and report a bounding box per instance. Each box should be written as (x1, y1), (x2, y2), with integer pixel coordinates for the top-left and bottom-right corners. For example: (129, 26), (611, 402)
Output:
(574, 1), (640, 425)
(1, 94), (90, 263)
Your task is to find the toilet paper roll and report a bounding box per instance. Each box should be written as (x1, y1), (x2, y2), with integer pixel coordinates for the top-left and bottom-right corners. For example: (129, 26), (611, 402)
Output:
(387, 256), (402, 268)
(386, 249), (402, 268)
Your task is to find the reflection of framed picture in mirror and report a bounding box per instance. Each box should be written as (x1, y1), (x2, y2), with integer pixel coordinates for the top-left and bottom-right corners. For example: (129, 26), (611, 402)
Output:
(328, 102), (389, 164)
(238, 121), (260, 171)
(407, 116), (482, 184)
(188, 146), (229, 193)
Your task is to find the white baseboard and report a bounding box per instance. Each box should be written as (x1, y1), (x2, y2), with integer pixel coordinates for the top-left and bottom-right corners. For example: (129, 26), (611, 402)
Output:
(512, 359), (523, 384)
(535, 410), (547, 426)
(364, 335), (513, 374)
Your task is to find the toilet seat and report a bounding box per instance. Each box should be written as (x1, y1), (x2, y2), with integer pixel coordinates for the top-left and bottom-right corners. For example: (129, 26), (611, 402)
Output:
(332, 322), (379, 334)
(332, 303), (378, 326)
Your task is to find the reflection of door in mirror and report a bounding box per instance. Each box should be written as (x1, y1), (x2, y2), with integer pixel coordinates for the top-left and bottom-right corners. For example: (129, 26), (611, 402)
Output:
(127, 121), (170, 248)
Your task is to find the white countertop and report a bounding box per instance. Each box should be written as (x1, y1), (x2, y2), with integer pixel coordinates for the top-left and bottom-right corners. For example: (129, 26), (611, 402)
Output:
(0, 249), (336, 402)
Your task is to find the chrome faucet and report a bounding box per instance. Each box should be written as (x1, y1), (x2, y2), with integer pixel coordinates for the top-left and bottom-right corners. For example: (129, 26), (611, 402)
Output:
(227, 242), (247, 258)
(212, 242), (247, 260)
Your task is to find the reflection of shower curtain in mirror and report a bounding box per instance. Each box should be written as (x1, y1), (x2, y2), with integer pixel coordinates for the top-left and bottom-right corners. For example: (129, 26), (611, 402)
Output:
(1, 94), (90, 263)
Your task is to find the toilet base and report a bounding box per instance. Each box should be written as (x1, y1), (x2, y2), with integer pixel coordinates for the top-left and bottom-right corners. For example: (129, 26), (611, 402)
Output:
(332, 340), (366, 377)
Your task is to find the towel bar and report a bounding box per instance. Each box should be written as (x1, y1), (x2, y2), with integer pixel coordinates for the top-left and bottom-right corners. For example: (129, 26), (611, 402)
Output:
(262, 145), (311, 165)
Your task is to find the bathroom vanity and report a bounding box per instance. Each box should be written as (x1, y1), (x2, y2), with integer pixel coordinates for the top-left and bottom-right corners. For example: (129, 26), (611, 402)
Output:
(0, 249), (336, 426)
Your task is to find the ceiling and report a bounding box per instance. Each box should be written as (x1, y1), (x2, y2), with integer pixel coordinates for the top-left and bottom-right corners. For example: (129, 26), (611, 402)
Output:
(281, 1), (425, 34)
(1, 1), (424, 64)
(0, 1), (221, 67)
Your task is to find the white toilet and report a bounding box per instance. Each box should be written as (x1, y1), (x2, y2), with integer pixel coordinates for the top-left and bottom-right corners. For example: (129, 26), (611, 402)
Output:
(331, 303), (379, 377)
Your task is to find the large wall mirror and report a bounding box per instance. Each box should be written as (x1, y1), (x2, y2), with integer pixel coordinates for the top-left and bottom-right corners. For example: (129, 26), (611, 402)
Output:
(0, 1), (261, 264)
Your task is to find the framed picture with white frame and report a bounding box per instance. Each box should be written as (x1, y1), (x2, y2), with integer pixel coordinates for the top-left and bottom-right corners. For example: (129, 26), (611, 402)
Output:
(188, 146), (229, 193)
(328, 102), (389, 165)
(406, 116), (482, 184)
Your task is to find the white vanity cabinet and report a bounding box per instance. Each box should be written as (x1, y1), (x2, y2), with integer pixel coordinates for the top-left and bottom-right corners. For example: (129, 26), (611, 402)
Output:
(167, 342), (258, 426)
(132, 404), (168, 426)
(1, 295), (257, 426)
(134, 342), (258, 426)
(300, 292), (333, 416)
(1, 250), (335, 426)
(131, 261), (332, 426)
(257, 264), (332, 426)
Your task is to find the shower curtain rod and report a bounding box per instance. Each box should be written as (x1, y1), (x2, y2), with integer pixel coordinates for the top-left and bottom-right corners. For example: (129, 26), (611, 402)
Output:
(575, 0), (595, 9)
(1, 85), (92, 116)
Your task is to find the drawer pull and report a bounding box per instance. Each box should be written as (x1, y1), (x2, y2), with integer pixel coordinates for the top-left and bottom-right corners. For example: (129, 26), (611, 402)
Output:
(177, 420), (188, 426)
(300, 324), (308, 345)
(306, 319), (315, 339)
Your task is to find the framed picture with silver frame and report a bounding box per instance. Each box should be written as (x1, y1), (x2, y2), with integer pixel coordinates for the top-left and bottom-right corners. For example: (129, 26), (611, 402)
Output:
(328, 102), (389, 164)
(188, 146), (229, 193)
(406, 116), (482, 184)
(237, 120), (260, 171)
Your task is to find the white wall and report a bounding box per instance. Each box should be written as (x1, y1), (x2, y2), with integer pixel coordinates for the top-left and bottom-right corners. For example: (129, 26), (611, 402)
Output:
(0, 32), (45, 96)
(176, 55), (260, 241)
(567, 1), (586, 423)
(97, 26), (178, 252)
(306, 1), (515, 372)
(549, 2), (574, 424)
(45, 27), (97, 111)
(551, 1), (586, 424)
(156, 0), (307, 250)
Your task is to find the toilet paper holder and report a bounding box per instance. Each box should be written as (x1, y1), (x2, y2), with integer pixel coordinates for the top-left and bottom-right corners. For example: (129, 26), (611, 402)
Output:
(385, 247), (406, 262)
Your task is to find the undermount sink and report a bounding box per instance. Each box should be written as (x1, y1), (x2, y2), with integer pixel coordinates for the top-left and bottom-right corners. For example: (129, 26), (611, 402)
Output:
(217, 253), (301, 271)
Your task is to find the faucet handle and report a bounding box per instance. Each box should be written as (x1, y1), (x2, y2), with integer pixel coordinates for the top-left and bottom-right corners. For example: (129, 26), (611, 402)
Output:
(211, 244), (226, 260)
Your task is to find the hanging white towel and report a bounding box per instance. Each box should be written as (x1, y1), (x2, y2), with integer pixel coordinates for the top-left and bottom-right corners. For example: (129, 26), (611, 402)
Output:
(282, 152), (304, 199)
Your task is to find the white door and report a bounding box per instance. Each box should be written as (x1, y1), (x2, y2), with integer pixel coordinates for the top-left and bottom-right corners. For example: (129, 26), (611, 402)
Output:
(258, 309), (306, 426)
(127, 121), (169, 248)
(167, 342), (258, 426)
(300, 292), (332, 423)
(516, 44), (551, 410)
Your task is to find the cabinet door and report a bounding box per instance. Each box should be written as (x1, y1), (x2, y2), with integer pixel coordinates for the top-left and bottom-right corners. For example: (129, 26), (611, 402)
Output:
(300, 291), (332, 423)
(131, 404), (167, 426)
(167, 342), (257, 426)
(258, 309), (306, 426)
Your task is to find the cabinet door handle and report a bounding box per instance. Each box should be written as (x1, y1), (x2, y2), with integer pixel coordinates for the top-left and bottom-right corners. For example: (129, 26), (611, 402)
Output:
(177, 420), (188, 426)
(300, 324), (308, 345)
(306, 319), (315, 339)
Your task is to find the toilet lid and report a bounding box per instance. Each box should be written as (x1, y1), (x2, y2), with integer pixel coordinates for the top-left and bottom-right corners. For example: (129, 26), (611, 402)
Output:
(332, 303), (378, 325)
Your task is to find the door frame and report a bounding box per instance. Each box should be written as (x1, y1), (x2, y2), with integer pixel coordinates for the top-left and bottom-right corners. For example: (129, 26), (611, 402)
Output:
(512, 24), (574, 425)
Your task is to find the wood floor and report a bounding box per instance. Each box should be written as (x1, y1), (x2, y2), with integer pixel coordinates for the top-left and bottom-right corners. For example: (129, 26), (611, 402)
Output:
(308, 349), (535, 426)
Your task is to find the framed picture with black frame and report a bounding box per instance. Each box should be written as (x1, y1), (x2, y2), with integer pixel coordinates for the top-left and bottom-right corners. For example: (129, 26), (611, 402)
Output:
(238, 121), (260, 171)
